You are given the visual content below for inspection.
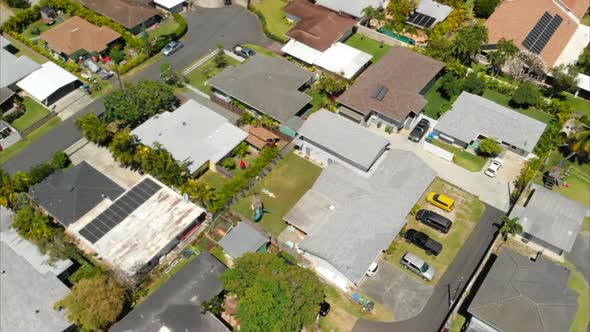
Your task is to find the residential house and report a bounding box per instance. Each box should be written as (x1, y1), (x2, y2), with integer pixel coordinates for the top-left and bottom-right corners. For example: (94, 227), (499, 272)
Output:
(280, 0), (372, 79)
(219, 222), (269, 260)
(29, 161), (125, 228)
(406, 0), (452, 29)
(315, 0), (385, 18)
(246, 127), (280, 150)
(0, 207), (74, 332)
(337, 46), (444, 131)
(484, 0), (589, 69)
(154, 0), (185, 13)
(509, 183), (588, 256)
(111, 252), (229, 332)
(465, 248), (579, 332)
(433, 92), (547, 157)
(209, 55), (316, 123)
(68, 176), (209, 275)
(131, 99), (249, 175)
(40, 16), (121, 60)
(16, 62), (80, 105)
(81, 0), (160, 34)
(284, 150), (436, 290)
(0, 35), (41, 109)
(297, 109), (390, 172)
(0, 120), (21, 151)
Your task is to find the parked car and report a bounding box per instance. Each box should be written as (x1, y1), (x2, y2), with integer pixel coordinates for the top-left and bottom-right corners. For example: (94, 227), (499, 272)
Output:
(98, 69), (113, 80)
(426, 192), (455, 212)
(484, 158), (504, 177)
(83, 58), (100, 73)
(319, 301), (330, 316)
(162, 41), (184, 56)
(233, 44), (255, 58)
(366, 262), (379, 277)
(416, 209), (453, 234)
(405, 229), (443, 256)
(408, 118), (430, 142)
(400, 252), (436, 281)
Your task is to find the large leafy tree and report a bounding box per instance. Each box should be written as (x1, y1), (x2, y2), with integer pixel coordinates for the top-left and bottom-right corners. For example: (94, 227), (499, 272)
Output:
(549, 64), (579, 96)
(75, 113), (111, 145)
(221, 253), (325, 332)
(103, 80), (177, 128)
(463, 74), (486, 95)
(487, 38), (519, 75)
(452, 24), (488, 64)
(511, 82), (541, 108)
(387, 0), (417, 30)
(182, 179), (217, 208)
(55, 275), (126, 331)
(317, 75), (347, 97)
(473, 0), (500, 18)
(12, 206), (55, 241)
(134, 144), (188, 187)
(439, 72), (463, 99)
(109, 129), (137, 167)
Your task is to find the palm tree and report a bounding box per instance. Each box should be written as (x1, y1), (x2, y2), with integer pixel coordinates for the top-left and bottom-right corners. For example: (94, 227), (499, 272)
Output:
(182, 179), (217, 208)
(500, 216), (523, 240)
(0, 171), (30, 207)
(567, 130), (590, 162)
(361, 6), (384, 27)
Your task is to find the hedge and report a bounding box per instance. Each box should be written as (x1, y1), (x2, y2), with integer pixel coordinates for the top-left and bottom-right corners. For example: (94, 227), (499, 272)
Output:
(150, 13), (188, 55)
(247, 5), (289, 43)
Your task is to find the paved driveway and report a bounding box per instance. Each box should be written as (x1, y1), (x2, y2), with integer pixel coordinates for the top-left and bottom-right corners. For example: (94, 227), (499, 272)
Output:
(360, 260), (433, 322)
(567, 229), (590, 285)
(1, 5), (270, 174)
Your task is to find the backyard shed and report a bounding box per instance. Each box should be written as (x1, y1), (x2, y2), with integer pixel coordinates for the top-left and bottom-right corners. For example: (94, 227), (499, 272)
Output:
(219, 222), (268, 259)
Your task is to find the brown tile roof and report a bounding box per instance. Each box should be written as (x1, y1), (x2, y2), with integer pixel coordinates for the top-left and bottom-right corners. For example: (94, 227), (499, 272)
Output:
(81, 0), (159, 30)
(284, 0), (357, 51)
(561, 0), (589, 20)
(337, 46), (444, 122)
(41, 16), (121, 56)
(247, 127), (280, 149)
(485, 0), (579, 68)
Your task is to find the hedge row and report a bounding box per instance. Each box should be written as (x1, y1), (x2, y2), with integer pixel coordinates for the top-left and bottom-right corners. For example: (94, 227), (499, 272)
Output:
(247, 5), (289, 43)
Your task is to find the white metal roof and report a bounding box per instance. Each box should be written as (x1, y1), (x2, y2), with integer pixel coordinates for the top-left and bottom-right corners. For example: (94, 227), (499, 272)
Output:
(576, 73), (589, 92)
(281, 39), (322, 65)
(16, 62), (77, 103)
(154, 0), (184, 8)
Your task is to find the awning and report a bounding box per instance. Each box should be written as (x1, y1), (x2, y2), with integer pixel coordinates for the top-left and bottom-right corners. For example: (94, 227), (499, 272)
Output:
(154, 0), (185, 8)
(16, 62), (78, 103)
(281, 39), (322, 65)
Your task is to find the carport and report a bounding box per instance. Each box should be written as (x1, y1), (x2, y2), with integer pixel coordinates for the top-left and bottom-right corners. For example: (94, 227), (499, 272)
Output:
(16, 62), (80, 106)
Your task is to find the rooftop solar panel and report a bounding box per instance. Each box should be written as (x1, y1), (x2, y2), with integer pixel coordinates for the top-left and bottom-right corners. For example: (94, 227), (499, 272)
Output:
(407, 12), (436, 29)
(78, 178), (163, 244)
(522, 12), (563, 55)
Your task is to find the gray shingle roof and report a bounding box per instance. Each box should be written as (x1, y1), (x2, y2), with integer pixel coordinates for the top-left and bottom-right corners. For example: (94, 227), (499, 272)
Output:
(208, 55), (314, 123)
(316, 0), (385, 17)
(298, 109), (390, 171)
(510, 184), (589, 252)
(284, 150), (436, 284)
(29, 161), (125, 227)
(111, 252), (228, 332)
(468, 248), (579, 332)
(434, 92), (547, 153)
(1, 37), (41, 88)
(219, 222), (268, 259)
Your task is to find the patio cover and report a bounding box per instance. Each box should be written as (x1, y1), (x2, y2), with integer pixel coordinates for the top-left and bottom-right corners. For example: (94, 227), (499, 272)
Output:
(154, 0), (184, 8)
(17, 62), (77, 104)
(281, 39), (322, 65)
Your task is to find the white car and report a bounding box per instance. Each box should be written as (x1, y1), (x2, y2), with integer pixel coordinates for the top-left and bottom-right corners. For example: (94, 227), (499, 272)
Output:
(484, 158), (504, 177)
(366, 262), (379, 277)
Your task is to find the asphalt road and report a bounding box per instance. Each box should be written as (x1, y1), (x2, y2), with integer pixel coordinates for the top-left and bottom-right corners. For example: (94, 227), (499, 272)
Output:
(1, 5), (270, 174)
(353, 204), (504, 332)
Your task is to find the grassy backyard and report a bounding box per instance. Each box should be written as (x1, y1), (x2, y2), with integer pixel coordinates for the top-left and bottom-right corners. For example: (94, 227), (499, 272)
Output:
(11, 97), (50, 132)
(482, 90), (554, 124)
(568, 267), (590, 332)
(200, 170), (230, 191)
(430, 139), (488, 172)
(252, 0), (293, 41)
(385, 178), (486, 285)
(21, 18), (66, 39)
(344, 34), (392, 63)
(148, 18), (179, 39)
(0, 117), (61, 164)
(231, 152), (322, 236)
(423, 78), (447, 119)
(563, 92), (590, 117)
(185, 54), (241, 94)
(534, 150), (590, 207)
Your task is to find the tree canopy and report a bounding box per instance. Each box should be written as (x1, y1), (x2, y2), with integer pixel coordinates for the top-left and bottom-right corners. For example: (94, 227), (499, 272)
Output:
(75, 113), (110, 145)
(473, 0), (500, 18)
(487, 38), (519, 74)
(221, 253), (325, 332)
(12, 206), (55, 241)
(549, 64), (579, 95)
(479, 138), (502, 156)
(511, 82), (541, 108)
(463, 74), (486, 95)
(439, 72), (463, 99)
(452, 24), (488, 63)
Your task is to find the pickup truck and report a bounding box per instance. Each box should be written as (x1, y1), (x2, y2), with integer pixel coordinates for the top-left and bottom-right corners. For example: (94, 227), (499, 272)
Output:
(405, 228), (443, 256)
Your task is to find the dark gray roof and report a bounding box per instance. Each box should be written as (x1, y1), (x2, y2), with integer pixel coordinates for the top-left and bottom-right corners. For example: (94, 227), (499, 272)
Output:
(29, 161), (125, 227)
(298, 109), (389, 170)
(510, 184), (589, 252)
(0, 87), (15, 105)
(284, 150), (436, 284)
(468, 248), (579, 332)
(434, 92), (547, 153)
(219, 222), (268, 259)
(111, 252), (229, 332)
(208, 55), (314, 123)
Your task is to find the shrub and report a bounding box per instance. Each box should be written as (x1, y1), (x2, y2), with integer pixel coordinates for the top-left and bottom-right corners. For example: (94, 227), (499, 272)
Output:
(511, 82), (541, 108)
(385, 125), (394, 134)
(222, 158), (236, 170)
(474, 0), (500, 18)
(7, 0), (31, 9)
(2, 109), (25, 123)
(463, 74), (486, 95)
(439, 72), (463, 99)
(478, 138), (502, 156)
(52, 151), (70, 169)
(410, 204), (421, 216)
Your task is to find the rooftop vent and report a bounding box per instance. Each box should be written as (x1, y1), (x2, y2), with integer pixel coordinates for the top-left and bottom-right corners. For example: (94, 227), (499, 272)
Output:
(371, 84), (388, 101)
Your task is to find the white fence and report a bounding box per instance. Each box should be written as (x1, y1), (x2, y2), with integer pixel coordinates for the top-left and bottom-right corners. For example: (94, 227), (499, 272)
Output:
(423, 141), (454, 162)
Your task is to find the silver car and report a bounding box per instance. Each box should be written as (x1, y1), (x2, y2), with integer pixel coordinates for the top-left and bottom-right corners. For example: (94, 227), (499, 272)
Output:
(162, 41), (184, 56)
(400, 252), (436, 281)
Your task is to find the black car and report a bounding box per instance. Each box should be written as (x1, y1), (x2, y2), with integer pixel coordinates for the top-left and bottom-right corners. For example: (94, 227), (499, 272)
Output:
(405, 229), (443, 256)
(233, 45), (256, 58)
(416, 209), (453, 234)
(408, 118), (430, 142)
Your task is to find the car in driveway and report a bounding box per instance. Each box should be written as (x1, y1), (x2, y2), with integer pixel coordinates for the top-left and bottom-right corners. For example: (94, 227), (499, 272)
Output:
(405, 229), (442, 256)
(426, 192), (455, 212)
(400, 252), (436, 281)
(162, 41), (184, 56)
(233, 44), (255, 58)
(484, 158), (504, 177)
(366, 262), (379, 277)
(408, 118), (430, 142)
(416, 209), (453, 234)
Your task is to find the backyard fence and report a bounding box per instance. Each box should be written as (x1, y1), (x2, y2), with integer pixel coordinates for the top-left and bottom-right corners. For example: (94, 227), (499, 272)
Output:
(21, 112), (57, 136)
(210, 94), (245, 116)
(354, 25), (405, 47)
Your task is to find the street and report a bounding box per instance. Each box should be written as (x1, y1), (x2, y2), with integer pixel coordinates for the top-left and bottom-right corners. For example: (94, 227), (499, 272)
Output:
(1, 5), (270, 174)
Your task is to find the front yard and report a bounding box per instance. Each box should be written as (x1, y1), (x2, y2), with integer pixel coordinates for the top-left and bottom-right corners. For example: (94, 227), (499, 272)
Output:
(0, 116), (61, 164)
(252, 0), (293, 41)
(429, 139), (489, 172)
(185, 54), (241, 94)
(534, 150), (590, 207)
(384, 178), (486, 285)
(11, 97), (50, 132)
(231, 152), (322, 236)
(147, 18), (179, 39)
(200, 170), (230, 191)
(344, 34), (392, 63)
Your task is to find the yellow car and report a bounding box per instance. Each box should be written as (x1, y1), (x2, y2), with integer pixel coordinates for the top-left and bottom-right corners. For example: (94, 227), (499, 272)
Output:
(426, 192), (455, 212)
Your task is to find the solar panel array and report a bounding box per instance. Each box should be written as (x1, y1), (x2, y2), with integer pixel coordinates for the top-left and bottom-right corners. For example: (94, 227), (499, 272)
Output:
(522, 12), (563, 55)
(371, 84), (389, 101)
(79, 178), (162, 244)
(407, 12), (436, 29)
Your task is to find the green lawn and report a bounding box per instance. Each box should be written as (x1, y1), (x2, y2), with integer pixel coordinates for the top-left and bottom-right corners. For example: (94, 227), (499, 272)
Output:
(11, 97), (50, 132)
(231, 152), (322, 236)
(243, 44), (276, 57)
(385, 178), (486, 285)
(185, 54), (241, 94)
(0, 117), (61, 164)
(253, 0), (293, 40)
(307, 86), (328, 113)
(148, 19), (179, 39)
(423, 78), (448, 119)
(568, 267), (590, 332)
(534, 150), (590, 207)
(482, 89), (554, 124)
(430, 139), (488, 172)
(200, 170), (230, 191)
(450, 313), (467, 332)
(582, 13), (590, 26)
(344, 34), (392, 63)
(227, 153), (258, 177)
(563, 92), (590, 117)
(22, 19), (64, 39)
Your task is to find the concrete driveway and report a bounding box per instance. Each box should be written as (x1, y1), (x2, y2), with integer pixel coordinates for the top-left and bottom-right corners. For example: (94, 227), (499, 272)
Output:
(567, 229), (590, 285)
(360, 260), (433, 322)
